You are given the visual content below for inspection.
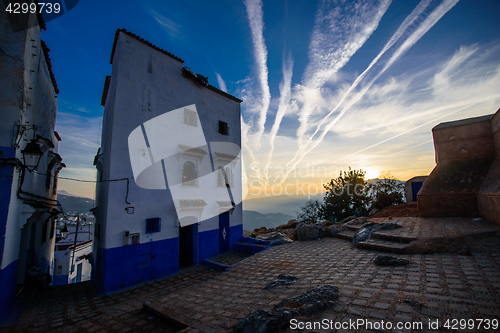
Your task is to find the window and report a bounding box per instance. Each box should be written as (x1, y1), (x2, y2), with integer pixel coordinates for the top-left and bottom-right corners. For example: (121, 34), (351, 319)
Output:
(182, 161), (196, 186)
(146, 218), (161, 233)
(41, 220), (48, 244)
(184, 109), (197, 126)
(57, 265), (62, 274)
(218, 121), (229, 135)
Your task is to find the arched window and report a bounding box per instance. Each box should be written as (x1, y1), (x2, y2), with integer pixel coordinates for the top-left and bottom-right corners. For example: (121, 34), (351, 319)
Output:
(182, 161), (196, 186)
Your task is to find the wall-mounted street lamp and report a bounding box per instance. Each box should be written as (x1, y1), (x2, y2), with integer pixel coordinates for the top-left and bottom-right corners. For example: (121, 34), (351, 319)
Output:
(61, 224), (69, 239)
(21, 139), (43, 172)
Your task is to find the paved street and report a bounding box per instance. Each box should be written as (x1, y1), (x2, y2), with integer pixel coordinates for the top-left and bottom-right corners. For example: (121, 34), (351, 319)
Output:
(2, 217), (500, 332)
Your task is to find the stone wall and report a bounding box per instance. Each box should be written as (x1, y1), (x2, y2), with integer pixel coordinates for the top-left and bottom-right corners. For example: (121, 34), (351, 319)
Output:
(418, 108), (500, 225)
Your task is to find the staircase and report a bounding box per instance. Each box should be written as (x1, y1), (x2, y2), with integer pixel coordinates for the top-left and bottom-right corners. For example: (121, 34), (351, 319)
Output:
(202, 237), (271, 270)
(336, 224), (417, 253)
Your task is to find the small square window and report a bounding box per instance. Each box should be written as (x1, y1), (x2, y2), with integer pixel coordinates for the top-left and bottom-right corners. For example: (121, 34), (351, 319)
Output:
(184, 109), (197, 126)
(218, 121), (229, 135)
(146, 218), (161, 233)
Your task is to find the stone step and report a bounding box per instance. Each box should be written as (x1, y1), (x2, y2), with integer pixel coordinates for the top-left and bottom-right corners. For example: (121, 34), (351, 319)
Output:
(336, 230), (356, 241)
(356, 239), (408, 254)
(232, 238), (270, 254)
(344, 225), (416, 243)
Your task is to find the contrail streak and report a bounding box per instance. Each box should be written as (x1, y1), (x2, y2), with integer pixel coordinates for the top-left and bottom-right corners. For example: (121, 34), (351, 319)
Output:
(310, 0), (432, 140)
(263, 54), (294, 185)
(244, 0), (271, 150)
(295, 0), (392, 148)
(280, 0), (459, 184)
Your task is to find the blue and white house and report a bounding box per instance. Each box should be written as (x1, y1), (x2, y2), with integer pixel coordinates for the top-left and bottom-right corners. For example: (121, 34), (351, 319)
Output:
(0, 9), (63, 319)
(93, 29), (244, 293)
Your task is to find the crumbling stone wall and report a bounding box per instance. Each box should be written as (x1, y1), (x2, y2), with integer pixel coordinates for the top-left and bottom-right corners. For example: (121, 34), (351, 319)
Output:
(418, 108), (500, 225)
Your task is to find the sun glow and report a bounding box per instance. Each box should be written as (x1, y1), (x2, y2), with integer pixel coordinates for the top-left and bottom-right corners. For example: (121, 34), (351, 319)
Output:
(364, 167), (380, 180)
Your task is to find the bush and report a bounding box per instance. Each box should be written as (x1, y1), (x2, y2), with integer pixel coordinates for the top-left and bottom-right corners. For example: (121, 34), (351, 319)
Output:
(296, 200), (321, 224)
(320, 167), (370, 222)
(365, 171), (405, 209)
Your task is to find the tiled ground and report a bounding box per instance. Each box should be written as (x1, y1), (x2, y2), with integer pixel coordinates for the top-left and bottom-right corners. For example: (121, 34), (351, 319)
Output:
(0, 266), (222, 333)
(2, 217), (500, 332)
(148, 234), (500, 332)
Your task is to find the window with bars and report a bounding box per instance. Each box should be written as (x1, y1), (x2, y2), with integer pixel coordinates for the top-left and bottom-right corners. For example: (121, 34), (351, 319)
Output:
(146, 218), (161, 233)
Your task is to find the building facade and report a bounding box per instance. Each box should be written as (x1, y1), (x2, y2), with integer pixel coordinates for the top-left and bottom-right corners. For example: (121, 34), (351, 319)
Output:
(0, 10), (63, 319)
(94, 29), (244, 293)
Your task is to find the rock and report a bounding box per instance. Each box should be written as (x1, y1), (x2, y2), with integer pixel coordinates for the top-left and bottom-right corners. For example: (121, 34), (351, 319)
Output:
(232, 309), (285, 333)
(320, 220), (331, 226)
(243, 230), (252, 237)
(294, 223), (326, 241)
(257, 232), (293, 245)
(280, 228), (296, 240)
(274, 285), (339, 315)
(352, 222), (402, 245)
(233, 285), (339, 333)
(338, 215), (357, 224)
(285, 219), (300, 229)
(402, 299), (423, 308)
(369, 208), (380, 216)
(374, 255), (411, 266)
(264, 274), (298, 290)
(328, 225), (347, 238)
(344, 217), (367, 225)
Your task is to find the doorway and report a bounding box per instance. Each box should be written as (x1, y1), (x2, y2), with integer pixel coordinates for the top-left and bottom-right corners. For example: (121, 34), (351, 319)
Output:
(179, 224), (195, 268)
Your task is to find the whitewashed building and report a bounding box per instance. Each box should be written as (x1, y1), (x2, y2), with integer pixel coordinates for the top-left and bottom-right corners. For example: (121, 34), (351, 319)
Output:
(53, 225), (93, 285)
(93, 29), (244, 293)
(0, 10), (63, 319)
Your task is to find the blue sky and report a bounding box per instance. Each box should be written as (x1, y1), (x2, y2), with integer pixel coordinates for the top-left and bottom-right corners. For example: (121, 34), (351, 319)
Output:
(42, 0), (500, 198)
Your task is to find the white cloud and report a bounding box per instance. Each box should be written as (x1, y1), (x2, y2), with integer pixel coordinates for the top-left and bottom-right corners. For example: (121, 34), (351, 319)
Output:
(244, 0), (271, 150)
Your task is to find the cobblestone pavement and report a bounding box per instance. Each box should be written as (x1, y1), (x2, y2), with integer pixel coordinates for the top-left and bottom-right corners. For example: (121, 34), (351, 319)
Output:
(0, 266), (222, 333)
(148, 231), (500, 332)
(2, 217), (500, 332)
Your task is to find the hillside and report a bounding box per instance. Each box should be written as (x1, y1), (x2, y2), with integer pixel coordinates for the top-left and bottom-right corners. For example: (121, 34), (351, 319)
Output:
(57, 194), (95, 214)
(243, 210), (294, 231)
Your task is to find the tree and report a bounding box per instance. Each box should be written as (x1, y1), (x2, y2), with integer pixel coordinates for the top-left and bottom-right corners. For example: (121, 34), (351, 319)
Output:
(296, 200), (321, 224)
(365, 171), (405, 209)
(320, 167), (370, 222)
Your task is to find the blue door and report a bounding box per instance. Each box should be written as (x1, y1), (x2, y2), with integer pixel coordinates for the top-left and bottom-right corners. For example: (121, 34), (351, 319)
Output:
(411, 182), (423, 201)
(219, 212), (230, 253)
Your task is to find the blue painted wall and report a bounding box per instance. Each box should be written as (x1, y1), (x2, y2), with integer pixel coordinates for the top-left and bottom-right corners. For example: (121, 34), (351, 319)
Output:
(198, 228), (219, 261)
(0, 260), (18, 321)
(0, 147), (16, 321)
(229, 224), (242, 249)
(95, 237), (178, 293)
(52, 274), (68, 286)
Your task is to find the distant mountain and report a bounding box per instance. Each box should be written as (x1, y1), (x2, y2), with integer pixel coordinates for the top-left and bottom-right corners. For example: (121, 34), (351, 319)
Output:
(57, 194), (95, 214)
(57, 190), (90, 198)
(243, 210), (294, 231)
(243, 193), (324, 216)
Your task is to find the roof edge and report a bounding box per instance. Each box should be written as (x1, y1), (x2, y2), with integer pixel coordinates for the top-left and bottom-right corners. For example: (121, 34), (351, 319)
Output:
(182, 67), (242, 103)
(40, 40), (59, 94)
(110, 28), (184, 65)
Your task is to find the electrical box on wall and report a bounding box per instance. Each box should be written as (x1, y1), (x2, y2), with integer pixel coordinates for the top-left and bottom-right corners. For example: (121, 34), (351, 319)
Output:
(124, 230), (130, 246)
(130, 233), (140, 244)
